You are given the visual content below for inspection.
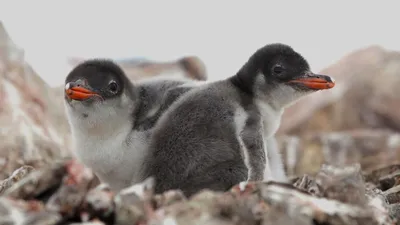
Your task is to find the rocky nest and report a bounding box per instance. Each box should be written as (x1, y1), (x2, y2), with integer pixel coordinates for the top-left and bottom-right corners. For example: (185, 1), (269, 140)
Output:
(0, 159), (399, 225)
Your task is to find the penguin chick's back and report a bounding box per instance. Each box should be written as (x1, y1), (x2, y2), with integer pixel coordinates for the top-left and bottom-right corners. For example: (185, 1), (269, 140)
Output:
(141, 81), (259, 197)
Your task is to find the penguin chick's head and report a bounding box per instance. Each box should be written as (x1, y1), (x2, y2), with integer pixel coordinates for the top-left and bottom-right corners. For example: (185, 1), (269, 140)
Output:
(64, 59), (135, 114)
(236, 43), (335, 108)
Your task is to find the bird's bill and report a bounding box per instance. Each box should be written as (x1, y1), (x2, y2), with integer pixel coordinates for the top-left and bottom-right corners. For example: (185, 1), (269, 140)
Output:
(287, 73), (335, 90)
(65, 85), (102, 101)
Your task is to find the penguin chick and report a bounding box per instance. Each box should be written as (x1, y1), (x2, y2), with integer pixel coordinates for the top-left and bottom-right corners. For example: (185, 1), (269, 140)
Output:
(63, 59), (204, 192)
(140, 43), (335, 197)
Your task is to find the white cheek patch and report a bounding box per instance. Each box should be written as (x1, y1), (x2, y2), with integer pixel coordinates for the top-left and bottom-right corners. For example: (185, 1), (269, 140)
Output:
(254, 72), (311, 109)
(65, 82), (71, 90)
(65, 91), (136, 134)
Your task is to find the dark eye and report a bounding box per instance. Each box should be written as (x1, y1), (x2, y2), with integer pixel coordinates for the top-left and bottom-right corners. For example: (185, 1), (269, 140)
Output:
(108, 82), (118, 93)
(272, 65), (285, 75)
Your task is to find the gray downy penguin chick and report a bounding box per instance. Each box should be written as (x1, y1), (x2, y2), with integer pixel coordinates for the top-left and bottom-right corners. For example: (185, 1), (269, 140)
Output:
(140, 43), (335, 197)
(63, 59), (206, 192)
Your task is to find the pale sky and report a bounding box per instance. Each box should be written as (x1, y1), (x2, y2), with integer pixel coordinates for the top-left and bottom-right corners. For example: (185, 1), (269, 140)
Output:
(1, 1), (400, 87)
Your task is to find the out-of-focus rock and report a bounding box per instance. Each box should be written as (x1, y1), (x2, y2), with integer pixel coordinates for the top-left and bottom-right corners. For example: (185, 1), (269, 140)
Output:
(83, 184), (115, 223)
(277, 129), (400, 177)
(389, 203), (400, 223)
(379, 170), (400, 191)
(292, 174), (321, 196)
(113, 177), (155, 225)
(4, 159), (68, 199)
(0, 197), (61, 225)
(0, 165), (35, 194)
(45, 160), (96, 220)
(153, 180), (390, 225)
(314, 164), (367, 205)
(293, 164), (390, 207)
(364, 164), (400, 190)
(0, 22), (73, 180)
(152, 190), (187, 209)
(278, 45), (400, 135)
(384, 186), (400, 205)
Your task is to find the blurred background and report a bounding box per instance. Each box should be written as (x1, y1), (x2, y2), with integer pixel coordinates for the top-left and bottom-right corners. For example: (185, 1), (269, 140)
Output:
(1, 1), (400, 179)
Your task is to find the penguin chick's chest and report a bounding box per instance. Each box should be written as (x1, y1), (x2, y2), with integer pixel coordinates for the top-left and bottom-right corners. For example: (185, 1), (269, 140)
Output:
(255, 100), (283, 138)
(73, 130), (148, 190)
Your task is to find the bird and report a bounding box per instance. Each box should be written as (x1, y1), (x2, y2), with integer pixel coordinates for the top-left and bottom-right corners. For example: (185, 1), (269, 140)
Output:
(139, 43), (335, 197)
(63, 58), (206, 192)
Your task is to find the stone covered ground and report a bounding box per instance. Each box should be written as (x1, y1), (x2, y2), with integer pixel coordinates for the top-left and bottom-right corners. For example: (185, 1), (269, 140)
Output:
(1, 22), (400, 224)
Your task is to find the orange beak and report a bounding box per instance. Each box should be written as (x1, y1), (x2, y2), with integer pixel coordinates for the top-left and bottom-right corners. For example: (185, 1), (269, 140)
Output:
(288, 74), (335, 90)
(65, 83), (102, 101)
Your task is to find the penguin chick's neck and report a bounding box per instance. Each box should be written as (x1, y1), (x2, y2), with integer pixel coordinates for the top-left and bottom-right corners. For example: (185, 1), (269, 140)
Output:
(230, 73), (311, 111)
(69, 87), (139, 133)
(256, 75), (309, 110)
(65, 88), (147, 191)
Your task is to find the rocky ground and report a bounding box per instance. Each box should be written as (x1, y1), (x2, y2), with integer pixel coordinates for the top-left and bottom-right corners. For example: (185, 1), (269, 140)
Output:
(1, 159), (399, 225)
(1, 21), (400, 224)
